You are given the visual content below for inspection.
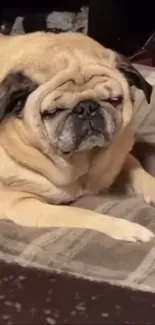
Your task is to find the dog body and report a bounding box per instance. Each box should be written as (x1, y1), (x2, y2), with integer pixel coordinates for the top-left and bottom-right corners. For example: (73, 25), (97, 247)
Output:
(0, 117), (133, 204)
(0, 32), (154, 242)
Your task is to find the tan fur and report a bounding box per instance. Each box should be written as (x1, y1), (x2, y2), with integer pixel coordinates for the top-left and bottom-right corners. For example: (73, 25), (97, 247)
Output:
(0, 31), (154, 242)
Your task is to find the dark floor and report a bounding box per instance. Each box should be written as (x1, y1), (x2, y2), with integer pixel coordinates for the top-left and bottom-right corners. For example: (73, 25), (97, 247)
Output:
(0, 260), (155, 324)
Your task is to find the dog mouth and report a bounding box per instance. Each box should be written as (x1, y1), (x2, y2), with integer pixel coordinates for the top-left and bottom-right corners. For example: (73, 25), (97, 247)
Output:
(75, 120), (105, 147)
(61, 119), (110, 155)
(55, 110), (115, 156)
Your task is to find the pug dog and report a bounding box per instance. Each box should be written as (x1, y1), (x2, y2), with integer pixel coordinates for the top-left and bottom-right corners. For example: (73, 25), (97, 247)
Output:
(0, 31), (154, 242)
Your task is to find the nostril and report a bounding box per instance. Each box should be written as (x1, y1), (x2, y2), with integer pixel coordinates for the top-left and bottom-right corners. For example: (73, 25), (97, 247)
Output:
(73, 100), (99, 117)
(89, 103), (97, 113)
(77, 104), (85, 115)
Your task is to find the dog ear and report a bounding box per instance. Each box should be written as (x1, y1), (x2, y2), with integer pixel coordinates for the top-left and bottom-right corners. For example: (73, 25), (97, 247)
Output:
(0, 71), (38, 121)
(116, 53), (153, 104)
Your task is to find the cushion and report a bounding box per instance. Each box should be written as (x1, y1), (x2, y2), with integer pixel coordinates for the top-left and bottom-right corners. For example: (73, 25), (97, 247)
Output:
(1, 64), (155, 293)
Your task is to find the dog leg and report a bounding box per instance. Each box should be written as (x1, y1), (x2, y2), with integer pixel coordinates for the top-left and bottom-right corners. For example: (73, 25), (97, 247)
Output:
(123, 153), (155, 206)
(1, 188), (154, 242)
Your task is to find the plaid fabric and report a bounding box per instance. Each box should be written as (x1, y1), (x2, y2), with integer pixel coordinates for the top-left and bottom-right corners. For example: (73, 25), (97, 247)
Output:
(0, 65), (155, 293)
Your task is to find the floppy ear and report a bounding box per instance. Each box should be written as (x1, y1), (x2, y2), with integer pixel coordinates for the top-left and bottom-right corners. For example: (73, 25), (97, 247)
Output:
(116, 54), (153, 104)
(0, 71), (38, 121)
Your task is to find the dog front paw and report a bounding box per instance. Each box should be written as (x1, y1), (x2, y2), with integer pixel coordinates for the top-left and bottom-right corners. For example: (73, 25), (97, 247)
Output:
(106, 219), (154, 243)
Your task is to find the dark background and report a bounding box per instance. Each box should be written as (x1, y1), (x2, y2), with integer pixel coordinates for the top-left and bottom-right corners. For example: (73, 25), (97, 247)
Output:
(0, 1), (155, 56)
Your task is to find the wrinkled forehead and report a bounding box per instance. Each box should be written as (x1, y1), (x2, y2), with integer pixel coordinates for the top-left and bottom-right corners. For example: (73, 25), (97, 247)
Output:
(40, 81), (121, 113)
(24, 46), (131, 111)
(30, 42), (123, 86)
(53, 46), (128, 88)
(40, 63), (127, 108)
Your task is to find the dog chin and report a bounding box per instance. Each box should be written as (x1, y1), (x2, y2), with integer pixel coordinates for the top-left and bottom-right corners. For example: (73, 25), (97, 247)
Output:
(58, 134), (107, 157)
(77, 134), (106, 151)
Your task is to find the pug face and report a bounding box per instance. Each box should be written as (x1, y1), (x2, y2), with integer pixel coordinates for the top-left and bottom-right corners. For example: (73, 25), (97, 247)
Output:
(39, 74), (125, 155)
(0, 32), (152, 158)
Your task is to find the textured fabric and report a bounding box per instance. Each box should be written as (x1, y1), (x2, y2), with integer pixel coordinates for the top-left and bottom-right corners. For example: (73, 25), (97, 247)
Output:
(0, 65), (155, 293)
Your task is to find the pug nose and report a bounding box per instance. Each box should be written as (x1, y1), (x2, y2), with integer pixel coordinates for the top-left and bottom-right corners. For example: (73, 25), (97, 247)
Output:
(73, 100), (99, 118)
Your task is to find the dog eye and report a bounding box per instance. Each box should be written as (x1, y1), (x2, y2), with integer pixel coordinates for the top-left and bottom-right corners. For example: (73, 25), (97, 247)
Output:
(42, 108), (64, 118)
(106, 96), (123, 106)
